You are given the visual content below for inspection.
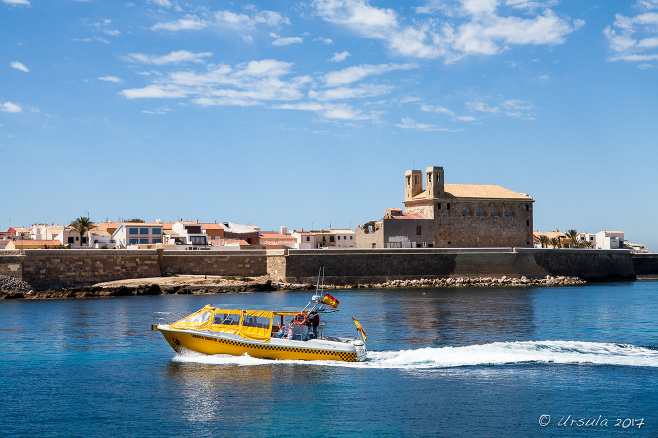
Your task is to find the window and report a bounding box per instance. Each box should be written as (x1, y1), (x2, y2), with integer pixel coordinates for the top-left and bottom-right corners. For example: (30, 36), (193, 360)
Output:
(350, 236), (353, 240)
(191, 236), (207, 245)
(139, 238), (149, 244)
(81, 237), (87, 244)
(526, 204), (530, 211)
(214, 312), (240, 325)
(129, 228), (138, 235)
(242, 315), (271, 329)
(406, 176), (411, 186)
(68, 237), (74, 244)
(447, 203), (451, 210)
(437, 203), (441, 210)
(152, 238), (162, 244)
(526, 220), (530, 226)
(329, 236), (335, 242)
(462, 208), (472, 216)
(140, 228), (149, 235)
(490, 209), (500, 217)
(152, 228), (161, 235)
(337, 236), (341, 240)
(416, 226), (422, 235)
(129, 238), (138, 245)
(476, 208), (486, 217)
(504, 208), (514, 217)
(306, 236), (310, 242)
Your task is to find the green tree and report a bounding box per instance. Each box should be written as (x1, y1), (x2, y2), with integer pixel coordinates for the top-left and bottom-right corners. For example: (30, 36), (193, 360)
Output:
(69, 216), (95, 248)
(565, 229), (582, 248)
(538, 235), (550, 248)
(549, 237), (562, 249)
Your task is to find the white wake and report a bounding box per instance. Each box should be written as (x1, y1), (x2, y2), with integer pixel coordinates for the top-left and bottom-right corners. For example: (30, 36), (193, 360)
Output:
(171, 340), (658, 369)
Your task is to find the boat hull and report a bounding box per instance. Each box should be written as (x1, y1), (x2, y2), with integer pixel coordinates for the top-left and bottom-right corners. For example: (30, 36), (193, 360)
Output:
(157, 325), (366, 362)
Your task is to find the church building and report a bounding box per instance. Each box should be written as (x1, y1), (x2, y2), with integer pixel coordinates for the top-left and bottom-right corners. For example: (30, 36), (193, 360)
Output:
(356, 166), (534, 248)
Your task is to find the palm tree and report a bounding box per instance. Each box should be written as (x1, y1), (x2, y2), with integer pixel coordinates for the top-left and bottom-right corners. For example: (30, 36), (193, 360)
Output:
(549, 237), (562, 249)
(69, 216), (95, 248)
(538, 235), (550, 248)
(565, 229), (581, 248)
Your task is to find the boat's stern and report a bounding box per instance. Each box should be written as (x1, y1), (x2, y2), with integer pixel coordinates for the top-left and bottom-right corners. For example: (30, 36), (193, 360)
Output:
(352, 340), (367, 362)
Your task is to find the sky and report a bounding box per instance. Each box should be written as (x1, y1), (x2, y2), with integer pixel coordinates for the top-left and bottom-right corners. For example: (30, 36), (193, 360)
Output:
(1, 0), (657, 251)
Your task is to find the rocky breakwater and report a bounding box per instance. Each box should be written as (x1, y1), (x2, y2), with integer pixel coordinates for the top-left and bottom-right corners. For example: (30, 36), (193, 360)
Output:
(0, 274), (315, 300)
(357, 275), (585, 289)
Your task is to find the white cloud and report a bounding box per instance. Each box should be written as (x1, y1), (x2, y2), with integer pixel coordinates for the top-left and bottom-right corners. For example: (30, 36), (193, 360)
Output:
(313, 0), (582, 62)
(270, 34), (303, 46)
(10, 61), (29, 72)
(316, 37), (334, 44)
(395, 117), (447, 132)
(605, 4), (658, 61)
(99, 75), (123, 83)
(422, 103), (476, 122)
(309, 84), (392, 101)
(151, 15), (207, 31)
(148, 0), (172, 7)
(141, 106), (172, 115)
(151, 8), (288, 33)
(466, 97), (534, 119)
(2, 0), (30, 5)
(119, 84), (190, 99)
(274, 102), (374, 120)
(120, 59), (309, 105)
(505, 0), (559, 10)
(1, 101), (22, 113)
(324, 63), (416, 87)
(329, 51), (350, 62)
(121, 50), (212, 65)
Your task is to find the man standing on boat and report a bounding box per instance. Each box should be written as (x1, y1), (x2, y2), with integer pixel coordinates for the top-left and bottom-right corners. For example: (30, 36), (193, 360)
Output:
(309, 311), (320, 338)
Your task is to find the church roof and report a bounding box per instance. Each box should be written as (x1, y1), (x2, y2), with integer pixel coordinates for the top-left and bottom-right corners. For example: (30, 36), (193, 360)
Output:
(410, 184), (532, 200)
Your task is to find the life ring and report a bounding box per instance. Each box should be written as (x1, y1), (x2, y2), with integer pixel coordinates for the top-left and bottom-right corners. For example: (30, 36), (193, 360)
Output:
(293, 312), (307, 326)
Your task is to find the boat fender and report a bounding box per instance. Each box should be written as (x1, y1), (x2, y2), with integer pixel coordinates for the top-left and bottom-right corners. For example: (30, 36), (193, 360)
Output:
(293, 312), (307, 326)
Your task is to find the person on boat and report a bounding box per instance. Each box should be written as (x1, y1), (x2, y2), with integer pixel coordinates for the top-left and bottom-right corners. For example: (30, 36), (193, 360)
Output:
(286, 321), (295, 340)
(276, 322), (286, 338)
(308, 311), (320, 338)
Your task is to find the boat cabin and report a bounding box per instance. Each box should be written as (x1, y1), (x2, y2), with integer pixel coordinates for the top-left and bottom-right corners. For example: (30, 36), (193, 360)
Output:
(169, 306), (326, 342)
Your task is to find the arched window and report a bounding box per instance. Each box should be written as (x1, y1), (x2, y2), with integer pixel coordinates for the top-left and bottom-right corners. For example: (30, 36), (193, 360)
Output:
(504, 207), (515, 217)
(476, 208), (486, 217)
(461, 207), (472, 216)
(490, 208), (500, 217)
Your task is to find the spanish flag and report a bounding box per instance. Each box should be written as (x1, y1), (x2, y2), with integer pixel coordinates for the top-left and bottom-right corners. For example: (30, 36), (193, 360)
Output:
(322, 293), (339, 308)
(352, 317), (367, 343)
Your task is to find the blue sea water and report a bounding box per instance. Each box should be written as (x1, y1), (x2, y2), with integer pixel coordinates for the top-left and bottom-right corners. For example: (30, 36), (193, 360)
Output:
(2, 281), (658, 437)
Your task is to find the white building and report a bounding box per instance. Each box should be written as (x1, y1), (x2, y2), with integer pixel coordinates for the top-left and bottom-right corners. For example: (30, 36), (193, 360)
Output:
(291, 231), (316, 249)
(112, 223), (164, 249)
(595, 230), (624, 250)
(172, 221), (209, 246)
(331, 229), (356, 248)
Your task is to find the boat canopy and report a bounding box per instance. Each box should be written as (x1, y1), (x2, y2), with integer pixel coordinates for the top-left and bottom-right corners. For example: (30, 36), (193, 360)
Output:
(170, 305), (276, 341)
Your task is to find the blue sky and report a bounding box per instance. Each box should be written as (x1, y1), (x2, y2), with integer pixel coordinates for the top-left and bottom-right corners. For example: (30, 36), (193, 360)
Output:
(1, 0), (657, 251)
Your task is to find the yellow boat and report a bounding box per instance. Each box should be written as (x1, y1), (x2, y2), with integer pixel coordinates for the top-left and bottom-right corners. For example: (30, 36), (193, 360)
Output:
(153, 293), (367, 362)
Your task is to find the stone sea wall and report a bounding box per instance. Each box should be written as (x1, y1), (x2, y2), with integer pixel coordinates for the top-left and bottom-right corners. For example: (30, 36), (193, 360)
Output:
(281, 248), (636, 285)
(0, 247), (639, 290)
(631, 253), (658, 277)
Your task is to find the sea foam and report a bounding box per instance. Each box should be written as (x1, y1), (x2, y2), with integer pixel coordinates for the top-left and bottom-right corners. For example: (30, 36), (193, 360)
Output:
(171, 340), (658, 369)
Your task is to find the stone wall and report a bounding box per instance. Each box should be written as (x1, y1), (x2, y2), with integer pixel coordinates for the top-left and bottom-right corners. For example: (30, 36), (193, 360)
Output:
(160, 250), (270, 277)
(631, 253), (658, 277)
(280, 248), (636, 285)
(0, 255), (23, 280)
(20, 250), (161, 283)
(431, 200), (534, 248)
(0, 247), (640, 287)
